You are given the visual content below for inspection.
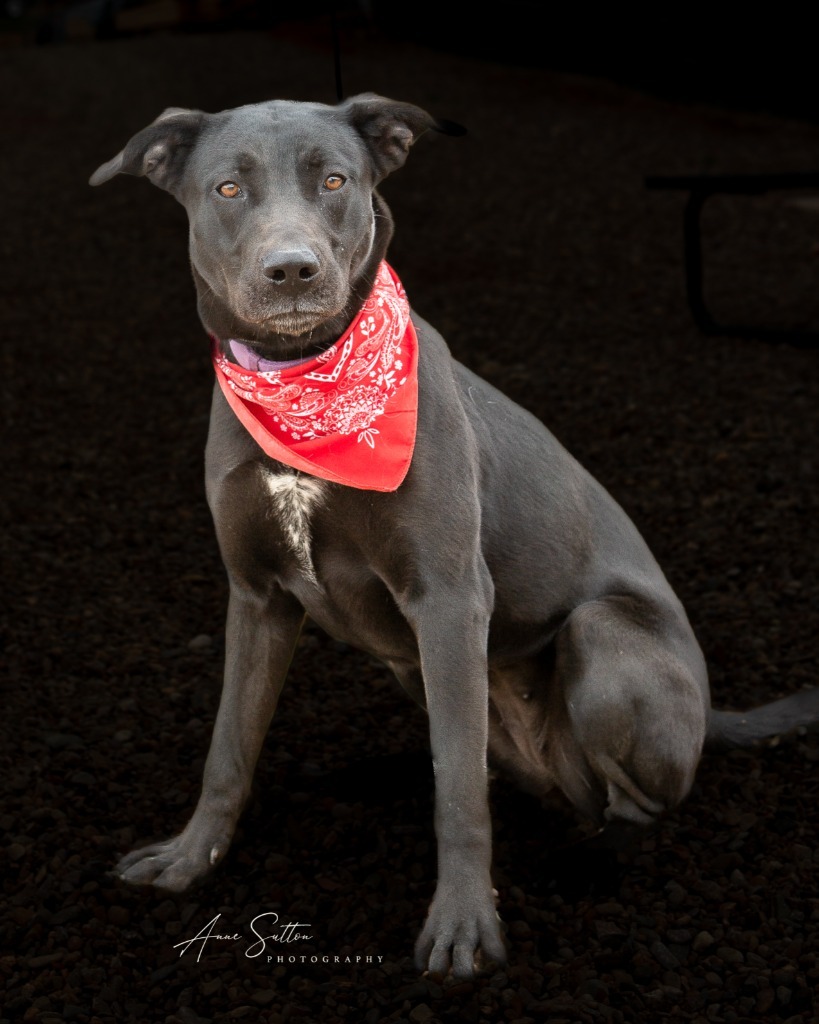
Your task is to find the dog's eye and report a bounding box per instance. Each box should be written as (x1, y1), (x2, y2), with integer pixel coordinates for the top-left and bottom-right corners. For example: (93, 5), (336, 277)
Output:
(323, 174), (346, 192)
(217, 181), (241, 199)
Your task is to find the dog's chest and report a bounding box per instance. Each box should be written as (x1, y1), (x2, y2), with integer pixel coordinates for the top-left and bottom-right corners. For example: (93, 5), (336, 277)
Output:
(254, 467), (418, 662)
(263, 471), (326, 582)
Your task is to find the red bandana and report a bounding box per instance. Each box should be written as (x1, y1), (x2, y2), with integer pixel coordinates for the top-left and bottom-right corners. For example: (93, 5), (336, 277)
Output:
(212, 262), (418, 491)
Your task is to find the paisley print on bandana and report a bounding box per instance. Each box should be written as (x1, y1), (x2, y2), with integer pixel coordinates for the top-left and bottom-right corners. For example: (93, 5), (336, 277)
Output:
(212, 262), (418, 492)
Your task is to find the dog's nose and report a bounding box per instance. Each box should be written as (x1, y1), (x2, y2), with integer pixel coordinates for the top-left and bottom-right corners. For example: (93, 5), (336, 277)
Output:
(261, 248), (321, 286)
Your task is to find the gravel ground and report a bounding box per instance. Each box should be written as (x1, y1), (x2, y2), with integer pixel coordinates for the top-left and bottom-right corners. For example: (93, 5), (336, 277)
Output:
(2, 21), (819, 1024)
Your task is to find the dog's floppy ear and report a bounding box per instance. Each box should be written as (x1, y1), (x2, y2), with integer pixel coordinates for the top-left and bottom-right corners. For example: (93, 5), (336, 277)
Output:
(89, 107), (205, 193)
(342, 92), (465, 182)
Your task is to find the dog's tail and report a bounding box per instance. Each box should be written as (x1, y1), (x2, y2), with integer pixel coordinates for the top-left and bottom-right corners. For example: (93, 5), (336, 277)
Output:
(705, 687), (819, 752)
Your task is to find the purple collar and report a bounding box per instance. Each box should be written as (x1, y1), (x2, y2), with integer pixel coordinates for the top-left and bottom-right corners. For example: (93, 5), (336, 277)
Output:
(227, 339), (307, 372)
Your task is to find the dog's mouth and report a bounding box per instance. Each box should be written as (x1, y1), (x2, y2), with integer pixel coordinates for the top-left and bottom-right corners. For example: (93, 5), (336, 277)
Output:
(251, 308), (336, 337)
(234, 282), (351, 340)
(220, 301), (352, 361)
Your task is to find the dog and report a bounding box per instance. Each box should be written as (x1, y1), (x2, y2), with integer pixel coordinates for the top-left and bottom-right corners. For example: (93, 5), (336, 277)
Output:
(90, 93), (819, 978)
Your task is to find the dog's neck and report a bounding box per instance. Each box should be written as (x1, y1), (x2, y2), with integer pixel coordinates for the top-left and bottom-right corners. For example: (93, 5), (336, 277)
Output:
(195, 193), (394, 363)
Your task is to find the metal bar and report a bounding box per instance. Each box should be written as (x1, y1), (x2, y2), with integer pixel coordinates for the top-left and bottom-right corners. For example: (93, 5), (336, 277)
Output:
(646, 172), (819, 194)
(682, 190), (716, 335)
(646, 172), (819, 347)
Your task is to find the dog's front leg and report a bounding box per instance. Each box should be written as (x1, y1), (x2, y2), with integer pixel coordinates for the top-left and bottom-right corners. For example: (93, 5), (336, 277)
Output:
(117, 586), (304, 891)
(411, 577), (507, 978)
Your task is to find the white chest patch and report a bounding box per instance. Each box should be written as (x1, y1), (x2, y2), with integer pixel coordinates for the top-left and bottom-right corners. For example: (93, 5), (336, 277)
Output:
(264, 472), (326, 582)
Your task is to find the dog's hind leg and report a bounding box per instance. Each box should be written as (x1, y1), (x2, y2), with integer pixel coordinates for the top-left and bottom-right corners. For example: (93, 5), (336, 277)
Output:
(548, 594), (709, 844)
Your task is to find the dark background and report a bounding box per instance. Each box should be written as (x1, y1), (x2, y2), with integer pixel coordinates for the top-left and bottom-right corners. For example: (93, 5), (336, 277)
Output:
(2, 3), (819, 1023)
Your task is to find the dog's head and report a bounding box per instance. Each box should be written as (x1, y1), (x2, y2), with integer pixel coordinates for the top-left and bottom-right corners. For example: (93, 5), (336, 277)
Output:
(90, 94), (460, 355)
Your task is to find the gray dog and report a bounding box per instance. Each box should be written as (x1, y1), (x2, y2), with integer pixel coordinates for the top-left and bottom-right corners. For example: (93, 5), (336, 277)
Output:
(91, 93), (819, 977)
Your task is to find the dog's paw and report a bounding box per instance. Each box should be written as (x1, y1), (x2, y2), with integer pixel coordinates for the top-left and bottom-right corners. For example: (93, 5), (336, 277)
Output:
(414, 885), (506, 978)
(116, 829), (231, 892)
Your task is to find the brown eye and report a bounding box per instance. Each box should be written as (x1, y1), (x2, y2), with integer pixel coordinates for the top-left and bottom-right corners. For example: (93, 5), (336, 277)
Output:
(324, 174), (346, 191)
(217, 181), (241, 198)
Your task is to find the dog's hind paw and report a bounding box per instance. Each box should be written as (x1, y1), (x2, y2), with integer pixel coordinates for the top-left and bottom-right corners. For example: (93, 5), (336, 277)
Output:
(414, 884), (506, 978)
(117, 829), (230, 892)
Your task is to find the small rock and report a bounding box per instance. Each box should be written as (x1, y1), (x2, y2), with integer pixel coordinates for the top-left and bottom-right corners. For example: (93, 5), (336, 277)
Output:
(175, 1009), (211, 1024)
(595, 901), (623, 914)
(108, 906), (129, 926)
(442, 981), (474, 998)
(595, 920), (626, 945)
(577, 979), (609, 1001)
(153, 899), (179, 924)
(327, 906), (350, 939)
(26, 953), (63, 968)
(397, 982), (429, 1002)
(42, 732), (84, 749)
(264, 853), (290, 872)
(188, 634), (212, 651)
(650, 940), (680, 970)
(755, 989), (775, 1014)
(70, 771), (96, 787)
(666, 883), (687, 906)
